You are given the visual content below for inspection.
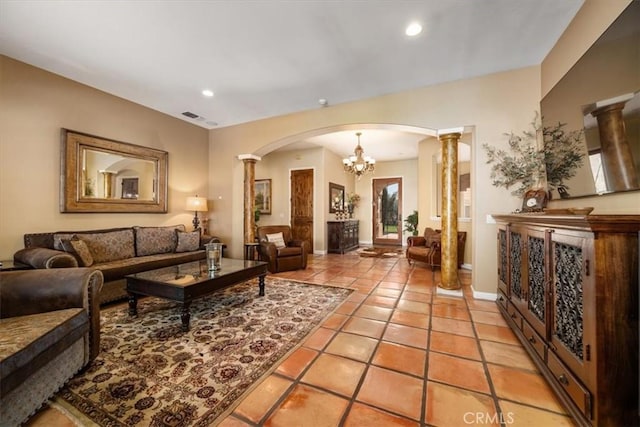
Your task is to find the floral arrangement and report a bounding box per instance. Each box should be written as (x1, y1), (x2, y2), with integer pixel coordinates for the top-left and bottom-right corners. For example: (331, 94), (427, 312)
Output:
(483, 112), (585, 197)
(347, 193), (360, 207)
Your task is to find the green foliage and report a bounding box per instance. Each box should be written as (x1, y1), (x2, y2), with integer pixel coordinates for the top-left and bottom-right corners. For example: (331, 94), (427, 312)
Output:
(483, 112), (585, 197)
(403, 210), (419, 236)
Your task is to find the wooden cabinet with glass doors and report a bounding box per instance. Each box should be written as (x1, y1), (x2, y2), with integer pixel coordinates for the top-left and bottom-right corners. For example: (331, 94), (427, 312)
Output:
(493, 214), (639, 427)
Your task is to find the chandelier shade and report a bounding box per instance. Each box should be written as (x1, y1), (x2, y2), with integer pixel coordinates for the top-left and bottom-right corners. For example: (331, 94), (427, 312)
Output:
(343, 132), (375, 178)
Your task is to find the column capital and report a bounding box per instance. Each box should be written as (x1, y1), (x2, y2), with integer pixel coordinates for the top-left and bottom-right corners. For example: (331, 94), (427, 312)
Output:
(437, 127), (464, 138)
(237, 154), (262, 162)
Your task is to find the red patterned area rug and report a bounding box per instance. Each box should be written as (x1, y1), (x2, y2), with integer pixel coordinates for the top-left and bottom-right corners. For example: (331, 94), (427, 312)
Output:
(54, 278), (351, 426)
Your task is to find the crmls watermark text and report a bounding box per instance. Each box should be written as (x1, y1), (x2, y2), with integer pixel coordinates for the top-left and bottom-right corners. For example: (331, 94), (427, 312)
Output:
(464, 412), (515, 425)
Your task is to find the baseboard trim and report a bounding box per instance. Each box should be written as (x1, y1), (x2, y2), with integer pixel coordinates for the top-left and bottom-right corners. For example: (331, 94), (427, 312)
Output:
(436, 287), (464, 298)
(472, 287), (497, 301)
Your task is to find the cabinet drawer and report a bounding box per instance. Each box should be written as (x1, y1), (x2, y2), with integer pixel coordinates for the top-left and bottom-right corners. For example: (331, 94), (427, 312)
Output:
(522, 321), (546, 362)
(506, 302), (523, 331)
(496, 290), (508, 311)
(548, 351), (592, 419)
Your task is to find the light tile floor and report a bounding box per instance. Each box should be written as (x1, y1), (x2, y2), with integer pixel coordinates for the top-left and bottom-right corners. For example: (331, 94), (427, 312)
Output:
(26, 252), (577, 427)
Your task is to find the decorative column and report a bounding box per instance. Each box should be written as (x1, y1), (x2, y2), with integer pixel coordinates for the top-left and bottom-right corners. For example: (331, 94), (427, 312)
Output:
(591, 100), (638, 192)
(237, 154), (261, 245)
(100, 171), (115, 198)
(438, 131), (461, 290)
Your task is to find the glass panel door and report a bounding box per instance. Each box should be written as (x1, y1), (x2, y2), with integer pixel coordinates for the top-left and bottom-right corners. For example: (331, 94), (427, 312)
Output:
(372, 177), (402, 246)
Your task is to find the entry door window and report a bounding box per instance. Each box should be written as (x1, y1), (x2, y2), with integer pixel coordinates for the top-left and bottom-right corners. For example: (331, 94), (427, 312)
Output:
(373, 177), (402, 245)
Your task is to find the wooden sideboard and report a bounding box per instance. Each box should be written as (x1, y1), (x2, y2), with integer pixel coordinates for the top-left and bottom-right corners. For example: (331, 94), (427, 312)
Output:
(327, 220), (359, 254)
(492, 214), (639, 427)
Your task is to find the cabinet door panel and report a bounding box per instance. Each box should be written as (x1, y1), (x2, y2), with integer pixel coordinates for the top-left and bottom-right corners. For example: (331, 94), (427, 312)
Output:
(497, 226), (509, 296)
(523, 228), (549, 339)
(509, 226), (526, 314)
(549, 232), (594, 383)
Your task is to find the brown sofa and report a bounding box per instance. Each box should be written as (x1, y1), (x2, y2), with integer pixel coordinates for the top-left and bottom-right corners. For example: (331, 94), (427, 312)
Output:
(14, 225), (219, 304)
(0, 268), (103, 426)
(257, 225), (309, 273)
(406, 227), (466, 270)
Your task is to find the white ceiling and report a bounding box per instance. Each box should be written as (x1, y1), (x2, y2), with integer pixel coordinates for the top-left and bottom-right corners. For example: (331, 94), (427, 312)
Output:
(0, 0), (584, 160)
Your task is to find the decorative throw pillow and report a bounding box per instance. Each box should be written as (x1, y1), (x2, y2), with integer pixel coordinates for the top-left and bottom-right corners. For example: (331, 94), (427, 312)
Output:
(266, 232), (286, 249)
(135, 225), (184, 256)
(175, 230), (200, 253)
(60, 236), (94, 267)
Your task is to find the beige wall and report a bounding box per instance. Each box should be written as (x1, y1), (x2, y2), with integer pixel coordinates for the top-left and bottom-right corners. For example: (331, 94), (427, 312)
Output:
(209, 65), (543, 295)
(353, 159), (419, 246)
(542, 0), (632, 97)
(0, 56), (209, 259)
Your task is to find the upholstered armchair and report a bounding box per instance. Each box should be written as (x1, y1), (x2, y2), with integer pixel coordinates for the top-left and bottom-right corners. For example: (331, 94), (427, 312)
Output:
(406, 227), (466, 270)
(0, 268), (103, 426)
(256, 225), (310, 273)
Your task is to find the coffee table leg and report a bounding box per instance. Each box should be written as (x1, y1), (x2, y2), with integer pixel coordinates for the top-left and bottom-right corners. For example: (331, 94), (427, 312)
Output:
(128, 293), (138, 316)
(181, 302), (191, 332)
(258, 274), (266, 296)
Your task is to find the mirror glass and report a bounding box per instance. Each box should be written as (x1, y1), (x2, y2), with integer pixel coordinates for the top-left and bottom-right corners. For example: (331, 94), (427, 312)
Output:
(61, 130), (168, 212)
(540, 2), (640, 199)
(329, 182), (345, 213)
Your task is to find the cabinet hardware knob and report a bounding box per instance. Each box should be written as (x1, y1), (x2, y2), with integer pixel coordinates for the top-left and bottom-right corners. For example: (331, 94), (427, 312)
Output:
(499, 296), (504, 302)
(510, 313), (517, 319)
(558, 374), (569, 386)
(528, 336), (536, 344)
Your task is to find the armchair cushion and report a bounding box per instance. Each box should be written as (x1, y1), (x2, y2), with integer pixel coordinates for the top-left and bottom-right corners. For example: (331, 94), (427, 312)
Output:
(266, 232), (286, 248)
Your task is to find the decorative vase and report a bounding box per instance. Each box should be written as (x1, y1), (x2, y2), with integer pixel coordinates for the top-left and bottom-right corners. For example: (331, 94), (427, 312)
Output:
(347, 204), (354, 219)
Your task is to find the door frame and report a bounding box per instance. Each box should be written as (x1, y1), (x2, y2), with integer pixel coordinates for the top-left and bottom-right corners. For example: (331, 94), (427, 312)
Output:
(289, 167), (315, 253)
(372, 177), (403, 246)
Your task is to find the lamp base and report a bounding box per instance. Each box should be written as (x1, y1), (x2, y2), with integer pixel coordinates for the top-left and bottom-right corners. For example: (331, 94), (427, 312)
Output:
(192, 213), (200, 231)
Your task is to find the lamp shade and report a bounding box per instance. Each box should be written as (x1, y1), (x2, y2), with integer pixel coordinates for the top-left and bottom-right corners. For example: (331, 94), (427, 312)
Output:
(186, 196), (208, 212)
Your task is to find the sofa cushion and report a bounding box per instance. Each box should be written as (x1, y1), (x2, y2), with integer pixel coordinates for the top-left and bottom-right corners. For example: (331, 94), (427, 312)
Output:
(135, 225), (185, 256)
(266, 232), (286, 248)
(93, 251), (206, 282)
(175, 230), (200, 253)
(0, 308), (88, 397)
(54, 229), (135, 263)
(60, 237), (94, 267)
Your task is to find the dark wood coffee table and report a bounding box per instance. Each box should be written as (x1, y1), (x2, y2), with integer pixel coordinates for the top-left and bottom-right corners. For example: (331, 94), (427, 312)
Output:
(125, 258), (268, 331)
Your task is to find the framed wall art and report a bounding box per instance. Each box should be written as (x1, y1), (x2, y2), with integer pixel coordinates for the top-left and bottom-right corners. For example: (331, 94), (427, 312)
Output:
(255, 179), (272, 215)
(329, 182), (345, 213)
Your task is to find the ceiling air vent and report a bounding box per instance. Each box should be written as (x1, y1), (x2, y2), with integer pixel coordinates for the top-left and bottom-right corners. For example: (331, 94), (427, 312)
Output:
(182, 111), (199, 119)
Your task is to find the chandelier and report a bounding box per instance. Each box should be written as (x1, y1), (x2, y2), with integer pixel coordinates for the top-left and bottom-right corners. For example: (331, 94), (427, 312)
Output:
(343, 132), (375, 178)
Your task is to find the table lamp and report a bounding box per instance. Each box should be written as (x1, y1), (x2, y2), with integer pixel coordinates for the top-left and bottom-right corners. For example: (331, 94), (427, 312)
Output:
(186, 195), (208, 231)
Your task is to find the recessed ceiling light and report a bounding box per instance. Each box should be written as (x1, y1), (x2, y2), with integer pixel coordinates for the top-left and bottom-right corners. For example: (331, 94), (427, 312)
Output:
(202, 89), (214, 97)
(405, 22), (422, 37)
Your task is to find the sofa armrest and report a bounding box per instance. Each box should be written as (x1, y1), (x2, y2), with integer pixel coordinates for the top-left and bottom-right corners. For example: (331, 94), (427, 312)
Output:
(14, 247), (78, 269)
(407, 236), (426, 247)
(0, 268), (104, 360)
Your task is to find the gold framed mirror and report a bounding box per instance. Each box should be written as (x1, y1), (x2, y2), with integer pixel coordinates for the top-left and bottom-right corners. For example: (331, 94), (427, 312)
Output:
(60, 129), (168, 213)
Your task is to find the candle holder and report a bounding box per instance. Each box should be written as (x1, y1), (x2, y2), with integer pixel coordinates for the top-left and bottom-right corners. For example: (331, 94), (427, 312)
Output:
(205, 242), (222, 271)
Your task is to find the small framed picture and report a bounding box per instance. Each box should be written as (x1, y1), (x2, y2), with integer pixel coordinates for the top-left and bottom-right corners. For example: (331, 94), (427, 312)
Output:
(255, 179), (272, 215)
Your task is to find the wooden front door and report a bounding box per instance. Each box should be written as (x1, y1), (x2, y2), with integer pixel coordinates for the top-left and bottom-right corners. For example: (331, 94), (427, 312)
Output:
(372, 177), (402, 246)
(290, 169), (314, 251)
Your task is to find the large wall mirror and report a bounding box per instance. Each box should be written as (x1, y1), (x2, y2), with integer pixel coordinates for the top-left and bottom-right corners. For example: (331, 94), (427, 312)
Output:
(540, 2), (640, 199)
(61, 129), (168, 213)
